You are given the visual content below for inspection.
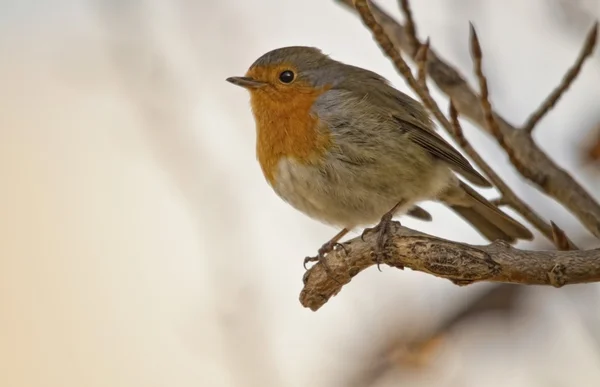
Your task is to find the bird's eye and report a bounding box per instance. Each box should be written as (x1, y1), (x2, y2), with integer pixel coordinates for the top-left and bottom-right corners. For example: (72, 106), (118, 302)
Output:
(278, 70), (295, 84)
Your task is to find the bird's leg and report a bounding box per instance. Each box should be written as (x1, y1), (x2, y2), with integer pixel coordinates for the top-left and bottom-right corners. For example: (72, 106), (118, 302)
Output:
(304, 228), (350, 272)
(361, 200), (405, 271)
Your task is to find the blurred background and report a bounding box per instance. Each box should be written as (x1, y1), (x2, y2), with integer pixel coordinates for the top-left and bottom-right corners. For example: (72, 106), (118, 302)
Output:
(1, 0), (600, 386)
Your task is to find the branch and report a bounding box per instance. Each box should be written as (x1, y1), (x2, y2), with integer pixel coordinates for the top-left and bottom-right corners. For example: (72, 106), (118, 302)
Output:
(338, 0), (600, 239)
(352, 0), (454, 135)
(398, 0), (419, 55)
(588, 124), (600, 162)
(415, 38), (430, 85)
(449, 102), (578, 249)
(465, 25), (578, 249)
(300, 222), (600, 311)
(468, 23), (507, 149)
(523, 22), (598, 134)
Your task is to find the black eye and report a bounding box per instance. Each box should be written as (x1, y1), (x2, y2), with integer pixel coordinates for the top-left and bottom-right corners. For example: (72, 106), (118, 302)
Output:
(278, 70), (295, 84)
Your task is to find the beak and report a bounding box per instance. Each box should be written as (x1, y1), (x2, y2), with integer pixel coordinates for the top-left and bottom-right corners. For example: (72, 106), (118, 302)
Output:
(226, 76), (266, 89)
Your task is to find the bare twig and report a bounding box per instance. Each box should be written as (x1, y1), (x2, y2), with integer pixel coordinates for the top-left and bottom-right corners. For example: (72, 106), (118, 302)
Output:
(523, 22), (598, 134)
(337, 0), (600, 239)
(468, 23), (508, 149)
(551, 221), (572, 251)
(352, 0), (452, 134)
(449, 102), (578, 249)
(415, 39), (430, 86)
(398, 0), (419, 55)
(466, 25), (578, 249)
(589, 128), (600, 162)
(300, 222), (600, 311)
(490, 198), (508, 206)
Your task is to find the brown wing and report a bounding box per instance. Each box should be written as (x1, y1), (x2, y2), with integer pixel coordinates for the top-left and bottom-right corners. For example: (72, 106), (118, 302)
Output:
(394, 115), (491, 187)
(336, 73), (491, 187)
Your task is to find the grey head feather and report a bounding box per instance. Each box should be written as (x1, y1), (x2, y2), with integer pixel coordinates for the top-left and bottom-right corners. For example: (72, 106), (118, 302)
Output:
(249, 46), (386, 89)
(250, 46), (325, 68)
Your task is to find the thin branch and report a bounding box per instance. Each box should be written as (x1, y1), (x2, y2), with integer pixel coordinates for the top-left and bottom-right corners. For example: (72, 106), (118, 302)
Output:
(300, 222), (600, 311)
(398, 0), (419, 55)
(449, 102), (578, 250)
(589, 125), (600, 162)
(551, 221), (572, 251)
(490, 198), (508, 206)
(353, 0), (454, 135)
(468, 23), (508, 149)
(466, 25), (578, 249)
(523, 22), (598, 134)
(337, 0), (600, 239)
(415, 38), (430, 86)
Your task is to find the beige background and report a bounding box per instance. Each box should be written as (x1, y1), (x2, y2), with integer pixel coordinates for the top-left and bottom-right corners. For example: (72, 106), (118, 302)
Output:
(1, 0), (600, 386)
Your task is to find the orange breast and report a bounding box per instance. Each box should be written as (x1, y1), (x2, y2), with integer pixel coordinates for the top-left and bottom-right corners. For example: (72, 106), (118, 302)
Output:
(249, 86), (332, 185)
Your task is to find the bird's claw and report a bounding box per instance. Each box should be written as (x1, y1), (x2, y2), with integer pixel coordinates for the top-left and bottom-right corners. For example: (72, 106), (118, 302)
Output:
(303, 240), (349, 279)
(303, 255), (319, 270)
(361, 213), (396, 271)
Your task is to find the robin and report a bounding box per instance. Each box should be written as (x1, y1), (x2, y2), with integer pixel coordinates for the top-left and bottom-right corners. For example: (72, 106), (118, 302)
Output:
(226, 46), (533, 268)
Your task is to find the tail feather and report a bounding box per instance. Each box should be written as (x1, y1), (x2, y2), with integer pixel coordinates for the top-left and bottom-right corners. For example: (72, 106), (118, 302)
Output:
(443, 182), (533, 243)
(406, 205), (432, 221)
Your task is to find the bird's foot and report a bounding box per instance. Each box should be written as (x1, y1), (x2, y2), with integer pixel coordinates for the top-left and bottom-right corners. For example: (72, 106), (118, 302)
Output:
(304, 240), (347, 274)
(303, 228), (350, 274)
(361, 210), (399, 271)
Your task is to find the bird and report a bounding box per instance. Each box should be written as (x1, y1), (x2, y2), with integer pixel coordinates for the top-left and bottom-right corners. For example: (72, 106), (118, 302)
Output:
(226, 46), (533, 268)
